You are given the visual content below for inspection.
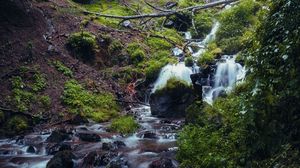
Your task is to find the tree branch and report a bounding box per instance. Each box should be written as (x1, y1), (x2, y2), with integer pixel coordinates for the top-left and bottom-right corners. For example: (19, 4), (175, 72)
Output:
(83, 0), (238, 20)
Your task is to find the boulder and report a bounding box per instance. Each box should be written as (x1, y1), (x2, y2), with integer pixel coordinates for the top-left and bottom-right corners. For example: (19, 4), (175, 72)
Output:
(46, 150), (75, 168)
(46, 129), (71, 143)
(77, 132), (101, 142)
(46, 143), (72, 155)
(149, 157), (176, 168)
(102, 142), (114, 151)
(150, 79), (196, 118)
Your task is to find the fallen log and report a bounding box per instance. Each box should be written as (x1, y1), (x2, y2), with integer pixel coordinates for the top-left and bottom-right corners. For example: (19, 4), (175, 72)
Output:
(82, 0), (238, 20)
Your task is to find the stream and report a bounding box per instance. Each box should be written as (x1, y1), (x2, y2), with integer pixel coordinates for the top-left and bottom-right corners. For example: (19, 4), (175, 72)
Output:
(0, 19), (245, 168)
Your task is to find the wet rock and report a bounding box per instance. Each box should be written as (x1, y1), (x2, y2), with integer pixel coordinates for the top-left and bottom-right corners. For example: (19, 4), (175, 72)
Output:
(143, 131), (159, 139)
(113, 141), (126, 148)
(102, 142), (114, 151)
(77, 132), (101, 142)
(99, 152), (118, 166)
(46, 129), (71, 143)
(26, 146), (35, 153)
(81, 151), (101, 168)
(165, 2), (178, 9)
(46, 150), (75, 168)
(106, 158), (126, 168)
(69, 114), (88, 125)
(150, 82), (196, 118)
(149, 157), (176, 168)
(46, 143), (72, 155)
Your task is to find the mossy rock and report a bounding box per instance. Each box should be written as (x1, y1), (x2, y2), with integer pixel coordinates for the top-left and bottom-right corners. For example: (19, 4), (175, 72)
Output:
(150, 78), (195, 118)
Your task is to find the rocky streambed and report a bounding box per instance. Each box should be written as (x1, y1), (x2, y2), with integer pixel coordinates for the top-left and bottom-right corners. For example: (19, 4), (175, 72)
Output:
(0, 106), (184, 168)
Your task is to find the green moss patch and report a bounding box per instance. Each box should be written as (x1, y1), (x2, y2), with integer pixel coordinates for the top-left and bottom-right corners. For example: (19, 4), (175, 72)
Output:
(61, 80), (119, 122)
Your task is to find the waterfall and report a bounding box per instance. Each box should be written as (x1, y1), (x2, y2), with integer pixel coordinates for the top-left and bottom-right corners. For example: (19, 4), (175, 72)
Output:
(152, 62), (193, 93)
(192, 21), (220, 58)
(203, 55), (245, 104)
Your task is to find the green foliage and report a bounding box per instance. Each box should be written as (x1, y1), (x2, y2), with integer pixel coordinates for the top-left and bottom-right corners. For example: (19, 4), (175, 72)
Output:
(67, 31), (97, 61)
(9, 72), (47, 112)
(31, 73), (47, 92)
(190, 10), (214, 39)
(179, 0), (300, 167)
(156, 77), (191, 94)
(197, 42), (221, 66)
(52, 60), (73, 77)
(126, 42), (146, 65)
(61, 80), (119, 122)
(147, 37), (172, 51)
(108, 39), (123, 55)
(184, 57), (194, 67)
(178, 92), (250, 167)
(40, 95), (51, 108)
(7, 116), (29, 133)
(110, 116), (139, 135)
(216, 0), (261, 54)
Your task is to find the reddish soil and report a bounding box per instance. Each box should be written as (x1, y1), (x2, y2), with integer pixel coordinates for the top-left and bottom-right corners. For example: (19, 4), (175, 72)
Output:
(0, 0), (142, 127)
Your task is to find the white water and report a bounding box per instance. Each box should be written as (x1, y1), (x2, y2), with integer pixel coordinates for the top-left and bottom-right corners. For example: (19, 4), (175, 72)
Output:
(204, 55), (246, 104)
(152, 62), (193, 93)
(191, 21), (220, 58)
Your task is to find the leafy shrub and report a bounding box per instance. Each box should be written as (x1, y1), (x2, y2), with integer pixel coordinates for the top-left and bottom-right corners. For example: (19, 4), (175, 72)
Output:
(110, 116), (139, 135)
(61, 80), (119, 122)
(52, 60), (73, 77)
(66, 31), (97, 61)
(7, 116), (29, 133)
(216, 0), (261, 54)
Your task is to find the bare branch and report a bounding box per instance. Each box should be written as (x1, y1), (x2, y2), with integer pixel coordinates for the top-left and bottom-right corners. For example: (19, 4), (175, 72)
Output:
(83, 0), (238, 20)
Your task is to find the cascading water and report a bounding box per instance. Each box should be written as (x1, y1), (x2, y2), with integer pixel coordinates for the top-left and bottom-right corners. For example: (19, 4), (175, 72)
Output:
(152, 62), (193, 93)
(203, 55), (245, 104)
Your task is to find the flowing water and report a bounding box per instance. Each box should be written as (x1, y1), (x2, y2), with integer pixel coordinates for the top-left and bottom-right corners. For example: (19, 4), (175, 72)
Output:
(0, 106), (183, 168)
(0, 17), (244, 168)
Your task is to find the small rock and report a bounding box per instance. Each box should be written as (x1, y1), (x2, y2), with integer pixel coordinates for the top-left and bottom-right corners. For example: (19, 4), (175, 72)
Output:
(46, 150), (75, 168)
(149, 157), (175, 168)
(77, 133), (101, 142)
(26, 146), (35, 153)
(143, 131), (158, 139)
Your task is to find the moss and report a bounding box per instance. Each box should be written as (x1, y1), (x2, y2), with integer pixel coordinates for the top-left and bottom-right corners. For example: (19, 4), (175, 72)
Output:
(189, 10), (214, 39)
(216, 0), (261, 54)
(52, 60), (73, 77)
(66, 31), (97, 61)
(7, 116), (29, 133)
(197, 51), (214, 66)
(61, 80), (119, 122)
(146, 37), (172, 51)
(40, 95), (51, 108)
(108, 39), (123, 55)
(185, 57), (194, 67)
(110, 116), (139, 135)
(155, 77), (192, 95)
